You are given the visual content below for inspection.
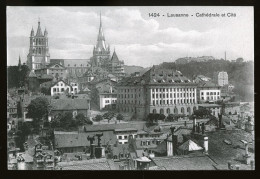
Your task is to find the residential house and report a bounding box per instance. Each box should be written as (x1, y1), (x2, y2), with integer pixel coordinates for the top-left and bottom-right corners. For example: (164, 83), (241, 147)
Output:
(50, 98), (90, 118)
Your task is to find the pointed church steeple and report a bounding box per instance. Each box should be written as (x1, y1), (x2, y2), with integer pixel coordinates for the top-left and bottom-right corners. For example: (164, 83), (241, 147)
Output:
(96, 12), (107, 51)
(111, 49), (119, 62)
(44, 27), (48, 36)
(30, 27), (34, 36)
(18, 55), (22, 71)
(36, 18), (43, 36)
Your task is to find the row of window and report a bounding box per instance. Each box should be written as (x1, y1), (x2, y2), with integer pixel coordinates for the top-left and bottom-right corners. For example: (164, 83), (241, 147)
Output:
(152, 107), (196, 114)
(118, 100), (141, 105)
(118, 94), (141, 99)
(201, 96), (220, 100)
(152, 93), (195, 99)
(152, 98), (196, 105)
(105, 100), (117, 103)
(201, 92), (220, 95)
(152, 88), (195, 92)
(140, 140), (161, 146)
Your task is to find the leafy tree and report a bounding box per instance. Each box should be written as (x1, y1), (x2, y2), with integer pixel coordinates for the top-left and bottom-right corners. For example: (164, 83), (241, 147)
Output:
(60, 112), (73, 129)
(193, 108), (212, 118)
(75, 113), (86, 126)
(85, 117), (93, 125)
(103, 112), (115, 123)
(41, 87), (51, 95)
(94, 115), (103, 122)
(7, 64), (30, 89)
(27, 97), (50, 130)
(158, 114), (166, 121)
(116, 113), (124, 123)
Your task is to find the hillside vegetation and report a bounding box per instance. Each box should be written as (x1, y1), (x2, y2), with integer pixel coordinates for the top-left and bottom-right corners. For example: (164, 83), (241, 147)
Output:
(159, 60), (254, 102)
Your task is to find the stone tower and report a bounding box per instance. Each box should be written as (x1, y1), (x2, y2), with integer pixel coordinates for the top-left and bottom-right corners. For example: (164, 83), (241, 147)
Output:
(91, 13), (110, 67)
(27, 19), (50, 71)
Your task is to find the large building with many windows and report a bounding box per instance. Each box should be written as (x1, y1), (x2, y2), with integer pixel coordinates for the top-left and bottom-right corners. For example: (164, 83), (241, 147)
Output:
(116, 65), (198, 120)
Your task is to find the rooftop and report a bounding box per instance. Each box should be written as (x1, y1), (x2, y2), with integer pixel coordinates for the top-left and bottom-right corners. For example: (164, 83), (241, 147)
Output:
(206, 129), (254, 165)
(152, 154), (217, 170)
(51, 98), (89, 111)
(56, 158), (117, 170)
(118, 65), (195, 86)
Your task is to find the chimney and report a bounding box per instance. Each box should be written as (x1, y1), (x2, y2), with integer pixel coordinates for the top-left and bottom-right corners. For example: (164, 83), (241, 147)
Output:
(203, 137), (208, 154)
(201, 123), (205, 134)
(90, 144), (95, 159)
(170, 126), (178, 155)
(197, 123), (200, 133)
(193, 118), (196, 133)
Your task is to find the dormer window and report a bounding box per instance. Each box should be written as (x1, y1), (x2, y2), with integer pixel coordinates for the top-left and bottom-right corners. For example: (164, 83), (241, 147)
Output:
(158, 80), (162, 83)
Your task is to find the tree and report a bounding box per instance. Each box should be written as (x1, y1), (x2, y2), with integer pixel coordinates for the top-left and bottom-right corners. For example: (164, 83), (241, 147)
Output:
(41, 87), (51, 95)
(85, 117), (93, 125)
(75, 113), (86, 126)
(116, 114), (124, 123)
(158, 114), (166, 121)
(193, 108), (212, 118)
(94, 115), (103, 123)
(60, 112), (73, 129)
(103, 112), (115, 123)
(27, 97), (50, 130)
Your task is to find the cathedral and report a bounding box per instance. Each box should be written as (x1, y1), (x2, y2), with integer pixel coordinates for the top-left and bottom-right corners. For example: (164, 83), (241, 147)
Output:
(26, 13), (125, 87)
(27, 19), (50, 71)
(90, 13), (125, 79)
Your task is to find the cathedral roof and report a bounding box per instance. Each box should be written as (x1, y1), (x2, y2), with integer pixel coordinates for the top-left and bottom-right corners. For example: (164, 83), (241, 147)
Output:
(95, 13), (108, 52)
(111, 50), (119, 62)
(36, 20), (43, 36)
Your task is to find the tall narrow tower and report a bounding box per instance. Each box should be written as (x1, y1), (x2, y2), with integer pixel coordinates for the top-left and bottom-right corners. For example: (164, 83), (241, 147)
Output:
(27, 19), (50, 71)
(91, 12), (110, 67)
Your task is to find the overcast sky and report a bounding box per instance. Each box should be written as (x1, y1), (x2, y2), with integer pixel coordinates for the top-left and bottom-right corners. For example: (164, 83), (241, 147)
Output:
(7, 6), (254, 67)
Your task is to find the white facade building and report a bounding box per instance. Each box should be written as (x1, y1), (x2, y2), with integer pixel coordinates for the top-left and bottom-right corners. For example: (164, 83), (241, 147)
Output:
(218, 71), (228, 87)
(114, 128), (138, 145)
(200, 90), (221, 102)
(51, 80), (72, 96)
(99, 93), (117, 110)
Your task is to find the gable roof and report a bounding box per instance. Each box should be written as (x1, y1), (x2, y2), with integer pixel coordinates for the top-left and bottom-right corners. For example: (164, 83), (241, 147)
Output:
(51, 99), (89, 111)
(152, 155), (217, 170)
(51, 80), (71, 88)
(178, 140), (203, 151)
(56, 158), (117, 170)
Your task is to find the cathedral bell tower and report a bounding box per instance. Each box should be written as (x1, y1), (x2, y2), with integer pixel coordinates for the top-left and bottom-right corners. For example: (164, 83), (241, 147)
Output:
(27, 18), (50, 71)
(91, 12), (110, 67)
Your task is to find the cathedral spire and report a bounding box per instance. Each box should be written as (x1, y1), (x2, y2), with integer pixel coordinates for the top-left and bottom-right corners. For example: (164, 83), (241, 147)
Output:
(95, 12), (107, 51)
(30, 27), (34, 36)
(18, 55), (22, 71)
(36, 17), (43, 36)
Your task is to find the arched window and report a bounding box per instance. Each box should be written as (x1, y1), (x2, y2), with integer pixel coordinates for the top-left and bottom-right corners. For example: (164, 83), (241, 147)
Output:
(160, 109), (164, 114)
(174, 107), (178, 114)
(39, 48), (41, 54)
(166, 108), (170, 114)
(187, 107), (191, 115)
(181, 107), (185, 114)
(152, 109), (157, 114)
